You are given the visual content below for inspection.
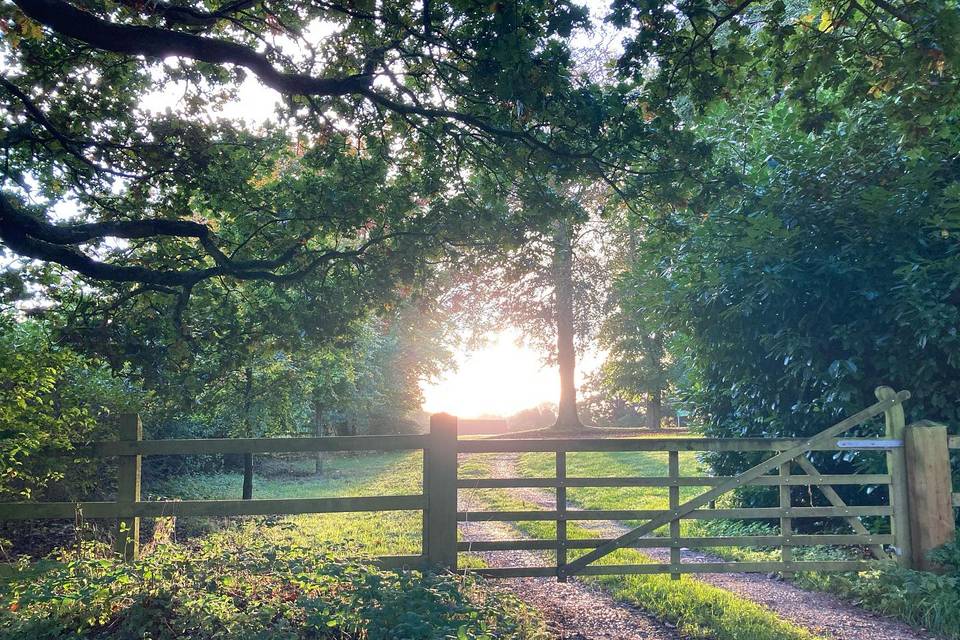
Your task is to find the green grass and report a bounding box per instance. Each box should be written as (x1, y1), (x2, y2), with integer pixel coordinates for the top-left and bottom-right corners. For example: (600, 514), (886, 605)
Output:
(1, 452), (548, 639)
(461, 454), (825, 640)
(518, 449), (703, 536)
(148, 452), (425, 556)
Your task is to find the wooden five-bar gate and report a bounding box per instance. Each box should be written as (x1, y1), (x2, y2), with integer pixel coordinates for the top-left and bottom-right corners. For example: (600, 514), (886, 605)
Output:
(1, 386), (957, 578)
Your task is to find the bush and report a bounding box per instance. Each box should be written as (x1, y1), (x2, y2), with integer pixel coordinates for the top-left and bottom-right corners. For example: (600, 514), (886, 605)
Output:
(0, 525), (546, 640)
(0, 315), (141, 503)
(786, 541), (960, 639)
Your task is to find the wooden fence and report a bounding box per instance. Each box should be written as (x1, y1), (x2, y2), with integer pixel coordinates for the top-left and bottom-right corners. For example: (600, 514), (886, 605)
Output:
(1, 387), (957, 578)
(0, 413), (459, 569)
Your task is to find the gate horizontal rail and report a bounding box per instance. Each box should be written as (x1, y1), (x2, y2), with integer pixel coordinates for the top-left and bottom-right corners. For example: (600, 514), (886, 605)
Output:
(458, 474), (891, 488)
(471, 560), (874, 579)
(458, 506), (893, 522)
(459, 534), (895, 552)
(457, 437), (902, 453)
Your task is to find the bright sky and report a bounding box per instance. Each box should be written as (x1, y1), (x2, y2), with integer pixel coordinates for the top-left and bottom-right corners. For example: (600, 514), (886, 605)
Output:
(421, 331), (602, 418)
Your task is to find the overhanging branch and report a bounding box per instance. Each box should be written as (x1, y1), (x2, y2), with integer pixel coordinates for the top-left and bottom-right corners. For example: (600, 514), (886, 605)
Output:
(14, 0), (372, 96)
(0, 192), (395, 287)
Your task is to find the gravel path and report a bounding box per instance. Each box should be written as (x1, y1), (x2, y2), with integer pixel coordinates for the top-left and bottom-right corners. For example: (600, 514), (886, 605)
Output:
(458, 489), (683, 639)
(466, 453), (943, 640)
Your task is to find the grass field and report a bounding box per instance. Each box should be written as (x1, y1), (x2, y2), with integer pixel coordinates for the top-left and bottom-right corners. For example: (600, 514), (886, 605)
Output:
(148, 451), (426, 556)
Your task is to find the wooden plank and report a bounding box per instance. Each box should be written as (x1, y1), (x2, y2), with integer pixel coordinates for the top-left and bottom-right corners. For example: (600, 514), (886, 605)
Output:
(575, 560), (875, 575)
(456, 474), (890, 489)
(458, 437), (862, 454)
(904, 421), (956, 571)
(948, 436), (960, 449)
(561, 390), (909, 577)
(467, 560), (875, 578)
(779, 461), (793, 578)
(425, 414), (458, 569)
(91, 433), (429, 456)
(953, 493), (960, 508)
(556, 451), (568, 582)
(878, 386), (913, 568)
(0, 495), (426, 520)
(456, 506), (892, 522)
(115, 413), (141, 562)
(793, 457), (889, 559)
(669, 450), (680, 580)
(458, 534), (896, 552)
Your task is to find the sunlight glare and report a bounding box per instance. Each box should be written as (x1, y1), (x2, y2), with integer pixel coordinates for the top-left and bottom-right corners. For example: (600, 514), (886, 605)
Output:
(421, 330), (601, 418)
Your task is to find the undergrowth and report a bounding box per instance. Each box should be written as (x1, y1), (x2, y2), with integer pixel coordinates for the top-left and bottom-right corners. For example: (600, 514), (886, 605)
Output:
(1, 451), (547, 640)
(794, 540), (960, 639)
(0, 532), (546, 640)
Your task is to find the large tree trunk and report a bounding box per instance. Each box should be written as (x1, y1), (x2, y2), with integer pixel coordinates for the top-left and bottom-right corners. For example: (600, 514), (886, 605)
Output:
(645, 389), (662, 430)
(551, 219), (584, 432)
(242, 366), (254, 500)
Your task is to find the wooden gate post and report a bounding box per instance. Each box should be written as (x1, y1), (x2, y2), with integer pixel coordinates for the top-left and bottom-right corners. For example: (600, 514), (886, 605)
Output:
(876, 386), (912, 568)
(425, 413), (458, 570)
(904, 420), (956, 571)
(115, 413), (142, 562)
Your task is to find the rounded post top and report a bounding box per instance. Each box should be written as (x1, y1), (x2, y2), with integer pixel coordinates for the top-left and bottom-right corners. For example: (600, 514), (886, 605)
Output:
(874, 386), (911, 402)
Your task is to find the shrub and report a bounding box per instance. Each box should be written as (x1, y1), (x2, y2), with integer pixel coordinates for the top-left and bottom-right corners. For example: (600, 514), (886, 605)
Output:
(0, 526), (545, 640)
(0, 315), (141, 503)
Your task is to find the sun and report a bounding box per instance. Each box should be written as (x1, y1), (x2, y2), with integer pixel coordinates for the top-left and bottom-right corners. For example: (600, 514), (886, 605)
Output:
(421, 329), (601, 418)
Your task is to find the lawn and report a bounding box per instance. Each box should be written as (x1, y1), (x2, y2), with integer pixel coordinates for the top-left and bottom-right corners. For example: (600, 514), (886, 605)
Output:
(147, 451), (426, 556)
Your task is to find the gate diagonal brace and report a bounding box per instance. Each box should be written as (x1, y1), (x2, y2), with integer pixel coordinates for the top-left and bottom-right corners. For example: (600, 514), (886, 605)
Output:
(559, 390), (909, 579)
(791, 456), (890, 560)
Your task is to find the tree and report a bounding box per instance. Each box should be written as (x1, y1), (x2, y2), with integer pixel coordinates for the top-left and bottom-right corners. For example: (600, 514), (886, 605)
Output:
(0, 313), (141, 502)
(598, 218), (675, 430)
(618, 95), (960, 509)
(446, 177), (613, 431)
(0, 0), (630, 309)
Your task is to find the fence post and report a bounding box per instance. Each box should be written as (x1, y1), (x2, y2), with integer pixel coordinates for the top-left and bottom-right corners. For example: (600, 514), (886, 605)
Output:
(556, 451), (568, 582)
(904, 420), (956, 571)
(876, 386), (912, 567)
(425, 413), (458, 570)
(115, 413), (142, 562)
(668, 450), (681, 580)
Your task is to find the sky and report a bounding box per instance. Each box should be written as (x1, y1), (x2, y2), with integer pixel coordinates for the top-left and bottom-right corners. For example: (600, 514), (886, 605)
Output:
(420, 331), (603, 418)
